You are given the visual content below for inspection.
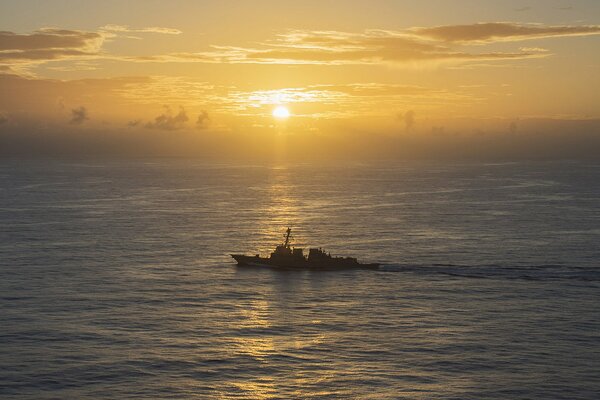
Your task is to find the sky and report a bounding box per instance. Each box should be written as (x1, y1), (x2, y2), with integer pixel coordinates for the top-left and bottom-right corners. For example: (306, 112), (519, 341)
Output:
(1, 0), (599, 160)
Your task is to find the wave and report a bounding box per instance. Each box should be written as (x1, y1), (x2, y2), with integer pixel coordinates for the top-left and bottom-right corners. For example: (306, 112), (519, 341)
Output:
(378, 263), (600, 282)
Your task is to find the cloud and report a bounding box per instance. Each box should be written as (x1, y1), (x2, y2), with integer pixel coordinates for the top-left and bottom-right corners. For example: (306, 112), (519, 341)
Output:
(0, 112), (8, 124)
(145, 106), (189, 130)
(125, 22), (600, 66)
(412, 22), (600, 43)
(100, 24), (182, 35)
(138, 29), (543, 66)
(222, 82), (472, 118)
(0, 74), (153, 117)
(315, 83), (452, 97)
(0, 28), (105, 64)
(7, 22), (595, 70)
(0, 74), (221, 124)
(514, 7), (531, 12)
(0, 28), (103, 51)
(398, 110), (415, 131)
(519, 47), (549, 53)
(0, 26), (180, 71)
(70, 106), (89, 124)
(196, 110), (210, 128)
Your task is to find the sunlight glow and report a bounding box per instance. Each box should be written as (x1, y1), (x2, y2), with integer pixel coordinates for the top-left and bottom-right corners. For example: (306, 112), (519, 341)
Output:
(272, 105), (290, 119)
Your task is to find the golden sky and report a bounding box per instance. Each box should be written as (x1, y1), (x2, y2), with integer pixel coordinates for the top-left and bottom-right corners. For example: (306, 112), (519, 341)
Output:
(1, 0), (599, 159)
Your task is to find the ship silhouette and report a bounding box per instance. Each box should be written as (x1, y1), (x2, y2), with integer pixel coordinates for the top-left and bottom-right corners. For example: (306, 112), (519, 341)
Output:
(231, 228), (379, 270)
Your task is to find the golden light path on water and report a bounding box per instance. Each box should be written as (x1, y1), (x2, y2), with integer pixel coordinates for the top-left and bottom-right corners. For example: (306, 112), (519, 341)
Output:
(215, 163), (481, 398)
(225, 166), (324, 398)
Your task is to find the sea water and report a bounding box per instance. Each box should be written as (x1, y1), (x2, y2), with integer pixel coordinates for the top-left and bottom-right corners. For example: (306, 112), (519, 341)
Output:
(1, 160), (599, 399)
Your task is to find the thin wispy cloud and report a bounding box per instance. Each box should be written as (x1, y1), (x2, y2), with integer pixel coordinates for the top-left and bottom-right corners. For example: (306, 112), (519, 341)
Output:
(100, 24), (182, 35)
(120, 22), (600, 66)
(135, 29), (546, 66)
(411, 22), (600, 43)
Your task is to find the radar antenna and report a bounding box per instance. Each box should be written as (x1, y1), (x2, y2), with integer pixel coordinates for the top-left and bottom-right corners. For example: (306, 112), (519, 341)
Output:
(283, 227), (292, 248)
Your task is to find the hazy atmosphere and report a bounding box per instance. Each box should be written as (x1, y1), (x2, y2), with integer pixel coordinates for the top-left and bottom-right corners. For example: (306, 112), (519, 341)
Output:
(2, 2), (599, 399)
(1, 0), (599, 160)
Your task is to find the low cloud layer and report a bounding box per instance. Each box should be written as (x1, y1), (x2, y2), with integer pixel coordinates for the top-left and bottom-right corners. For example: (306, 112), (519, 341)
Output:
(2, 117), (599, 161)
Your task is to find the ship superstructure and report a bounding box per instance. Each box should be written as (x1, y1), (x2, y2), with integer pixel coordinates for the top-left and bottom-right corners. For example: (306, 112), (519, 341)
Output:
(231, 228), (379, 270)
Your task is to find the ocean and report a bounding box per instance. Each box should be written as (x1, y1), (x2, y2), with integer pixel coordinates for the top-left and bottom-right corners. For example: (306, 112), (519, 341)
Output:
(1, 159), (599, 399)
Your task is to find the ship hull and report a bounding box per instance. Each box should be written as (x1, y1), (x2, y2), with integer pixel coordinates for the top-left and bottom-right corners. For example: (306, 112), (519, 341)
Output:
(231, 254), (379, 270)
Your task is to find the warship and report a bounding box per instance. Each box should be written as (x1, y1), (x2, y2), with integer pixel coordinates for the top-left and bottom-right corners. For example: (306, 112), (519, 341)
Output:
(231, 228), (379, 270)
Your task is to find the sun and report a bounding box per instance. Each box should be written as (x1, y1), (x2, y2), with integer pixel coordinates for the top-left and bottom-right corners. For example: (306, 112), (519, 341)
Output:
(272, 105), (290, 119)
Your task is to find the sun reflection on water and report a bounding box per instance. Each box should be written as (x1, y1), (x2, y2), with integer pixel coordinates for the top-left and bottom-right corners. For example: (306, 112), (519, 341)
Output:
(252, 165), (305, 254)
(237, 299), (271, 329)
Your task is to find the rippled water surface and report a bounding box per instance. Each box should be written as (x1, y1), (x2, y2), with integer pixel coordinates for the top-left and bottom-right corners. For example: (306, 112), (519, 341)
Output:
(1, 160), (599, 399)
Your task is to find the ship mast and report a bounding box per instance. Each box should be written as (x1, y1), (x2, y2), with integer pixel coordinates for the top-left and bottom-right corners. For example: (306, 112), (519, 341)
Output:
(283, 227), (292, 248)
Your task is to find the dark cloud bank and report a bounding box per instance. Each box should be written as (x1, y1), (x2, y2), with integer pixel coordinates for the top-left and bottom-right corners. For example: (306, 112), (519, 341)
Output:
(1, 118), (599, 162)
